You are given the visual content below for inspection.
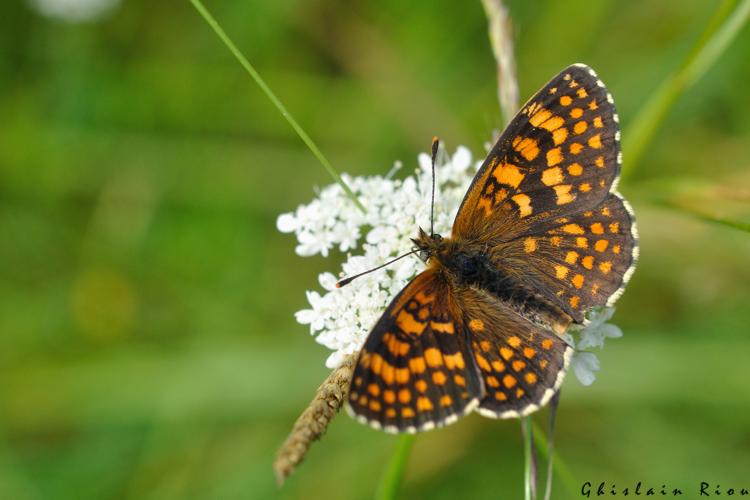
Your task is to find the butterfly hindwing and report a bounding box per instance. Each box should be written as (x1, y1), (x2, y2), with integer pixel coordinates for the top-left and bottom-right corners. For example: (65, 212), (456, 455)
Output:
(490, 192), (638, 322)
(456, 286), (573, 418)
(453, 64), (622, 242)
(346, 270), (483, 433)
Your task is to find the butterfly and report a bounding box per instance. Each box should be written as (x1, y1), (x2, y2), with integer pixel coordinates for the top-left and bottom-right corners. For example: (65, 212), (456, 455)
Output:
(345, 64), (638, 433)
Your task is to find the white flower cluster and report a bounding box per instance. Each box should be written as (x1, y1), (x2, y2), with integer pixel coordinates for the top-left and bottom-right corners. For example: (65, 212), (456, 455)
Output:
(277, 145), (621, 384)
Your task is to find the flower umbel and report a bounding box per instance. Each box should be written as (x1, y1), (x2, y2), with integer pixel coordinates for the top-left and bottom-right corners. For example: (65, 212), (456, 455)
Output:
(278, 146), (476, 368)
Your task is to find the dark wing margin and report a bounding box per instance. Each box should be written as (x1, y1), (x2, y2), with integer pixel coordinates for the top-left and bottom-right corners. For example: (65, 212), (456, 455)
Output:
(453, 64), (623, 242)
(455, 286), (573, 418)
(346, 270), (484, 433)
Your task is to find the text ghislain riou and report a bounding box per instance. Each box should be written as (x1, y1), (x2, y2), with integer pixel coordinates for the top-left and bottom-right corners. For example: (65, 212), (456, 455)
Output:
(582, 481), (748, 497)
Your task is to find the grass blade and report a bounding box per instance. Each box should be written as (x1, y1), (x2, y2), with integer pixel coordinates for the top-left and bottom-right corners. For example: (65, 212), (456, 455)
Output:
(622, 0), (750, 181)
(188, 0), (366, 212)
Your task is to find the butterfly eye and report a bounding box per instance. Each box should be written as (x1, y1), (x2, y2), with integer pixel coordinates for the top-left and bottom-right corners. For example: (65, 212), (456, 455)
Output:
(431, 233), (443, 242)
(418, 249), (430, 262)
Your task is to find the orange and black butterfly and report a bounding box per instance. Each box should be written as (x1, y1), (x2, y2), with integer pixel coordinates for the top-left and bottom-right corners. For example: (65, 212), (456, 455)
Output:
(344, 64), (638, 433)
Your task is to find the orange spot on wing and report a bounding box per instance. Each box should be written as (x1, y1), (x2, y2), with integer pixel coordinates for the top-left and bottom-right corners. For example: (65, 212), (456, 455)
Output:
(513, 136), (540, 161)
(567, 163), (583, 176)
(570, 142), (584, 154)
(582, 255), (594, 269)
(550, 236), (562, 247)
(572, 274), (585, 289)
(542, 166), (564, 186)
(469, 319), (485, 331)
(409, 356), (426, 374)
(546, 147), (563, 167)
(609, 222), (620, 233)
(399, 388), (411, 403)
(384, 390), (396, 404)
(570, 107), (583, 119)
(368, 384), (380, 396)
(382, 362), (395, 385)
(590, 222), (604, 234)
(511, 194), (533, 217)
(599, 261), (612, 274)
(523, 347), (536, 359)
(432, 371), (447, 385)
(525, 372), (538, 384)
(562, 223), (585, 234)
(560, 95), (572, 106)
(402, 407), (415, 418)
(431, 321), (454, 334)
(593, 116), (604, 128)
(415, 379), (428, 393)
(577, 87), (588, 98)
(494, 162), (525, 188)
(516, 388), (526, 398)
(454, 374), (466, 387)
(386, 407), (397, 418)
(588, 100), (598, 110)
(397, 310), (426, 335)
(500, 347), (514, 360)
(565, 251), (579, 264)
(570, 296), (580, 308)
(417, 396), (433, 411)
(508, 336), (522, 347)
(541, 339), (554, 350)
(529, 108), (553, 127)
(440, 395), (453, 407)
(512, 360), (526, 372)
(595, 156), (605, 168)
(444, 352), (466, 370)
(555, 265), (569, 279)
(491, 360), (506, 372)
(595, 239), (609, 252)
(588, 134), (603, 149)
(424, 347), (443, 367)
(574, 121), (588, 135)
(579, 183), (592, 192)
(524, 237), (537, 253)
(553, 127), (568, 145)
(487, 375), (500, 387)
(502, 375), (517, 388)
(369, 400), (381, 412)
(396, 368), (410, 384)
(576, 237), (589, 248)
(475, 352), (491, 371)
(554, 184), (575, 204)
(495, 392), (508, 401)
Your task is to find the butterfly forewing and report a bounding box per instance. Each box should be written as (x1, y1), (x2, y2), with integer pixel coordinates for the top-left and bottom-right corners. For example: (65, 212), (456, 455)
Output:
(453, 64), (622, 242)
(346, 270), (483, 433)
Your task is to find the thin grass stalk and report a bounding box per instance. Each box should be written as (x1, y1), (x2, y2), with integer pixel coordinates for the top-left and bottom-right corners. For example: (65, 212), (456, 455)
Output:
(188, 0), (366, 212)
(623, 0), (750, 181)
(374, 435), (417, 500)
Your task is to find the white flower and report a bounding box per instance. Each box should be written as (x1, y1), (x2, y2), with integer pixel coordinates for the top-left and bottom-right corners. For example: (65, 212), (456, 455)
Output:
(278, 145), (623, 386)
(566, 306), (623, 386)
(278, 146), (478, 368)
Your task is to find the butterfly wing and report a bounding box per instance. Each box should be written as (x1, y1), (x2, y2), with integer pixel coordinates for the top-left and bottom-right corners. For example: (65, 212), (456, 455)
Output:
(346, 269), (484, 433)
(455, 285), (573, 418)
(453, 64), (637, 322)
(453, 63), (622, 242)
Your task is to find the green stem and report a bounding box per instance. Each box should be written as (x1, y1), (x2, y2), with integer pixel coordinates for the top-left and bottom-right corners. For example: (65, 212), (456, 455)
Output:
(374, 434), (416, 500)
(188, 0), (366, 213)
(521, 417), (533, 500)
(622, 0), (750, 181)
(531, 422), (578, 497)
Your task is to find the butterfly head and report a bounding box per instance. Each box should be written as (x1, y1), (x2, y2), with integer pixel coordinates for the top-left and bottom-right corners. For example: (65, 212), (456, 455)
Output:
(411, 227), (445, 262)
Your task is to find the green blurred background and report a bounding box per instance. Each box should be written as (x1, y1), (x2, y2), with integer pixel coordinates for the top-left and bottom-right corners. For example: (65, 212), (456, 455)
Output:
(2, 0), (750, 498)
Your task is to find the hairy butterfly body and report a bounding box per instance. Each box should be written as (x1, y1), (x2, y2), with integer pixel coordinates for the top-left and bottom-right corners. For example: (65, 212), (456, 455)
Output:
(346, 64), (638, 433)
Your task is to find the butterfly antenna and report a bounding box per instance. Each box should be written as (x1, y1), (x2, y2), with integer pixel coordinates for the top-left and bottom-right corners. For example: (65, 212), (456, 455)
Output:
(335, 250), (418, 288)
(430, 136), (439, 236)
